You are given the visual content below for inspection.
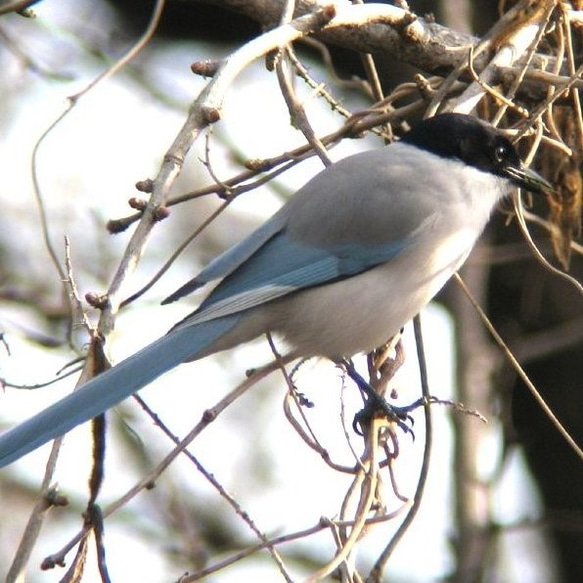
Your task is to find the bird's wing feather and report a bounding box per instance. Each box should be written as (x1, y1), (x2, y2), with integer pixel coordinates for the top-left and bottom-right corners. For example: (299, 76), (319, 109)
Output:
(170, 145), (439, 328)
(175, 230), (412, 327)
(164, 144), (428, 307)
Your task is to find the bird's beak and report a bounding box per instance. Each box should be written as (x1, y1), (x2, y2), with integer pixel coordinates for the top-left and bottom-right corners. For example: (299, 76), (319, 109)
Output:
(504, 164), (554, 195)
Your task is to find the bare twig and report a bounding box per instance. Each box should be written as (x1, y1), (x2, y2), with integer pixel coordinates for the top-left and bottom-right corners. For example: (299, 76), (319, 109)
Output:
(41, 359), (286, 571)
(367, 315), (433, 581)
(97, 7), (337, 340)
(454, 273), (583, 462)
(306, 420), (381, 582)
(134, 394), (293, 582)
(180, 510), (405, 582)
(276, 48), (332, 167)
(513, 194), (583, 296)
(1, 364), (83, 390)
(447, 0), (553, 114)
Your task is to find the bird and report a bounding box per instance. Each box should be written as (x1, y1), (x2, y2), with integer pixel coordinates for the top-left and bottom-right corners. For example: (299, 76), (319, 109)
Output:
(0, 113), (551, 468)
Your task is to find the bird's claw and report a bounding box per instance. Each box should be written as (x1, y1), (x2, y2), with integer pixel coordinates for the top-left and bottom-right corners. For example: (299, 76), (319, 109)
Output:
(342, 358), (419, 437)
(352, 397), (417, 437)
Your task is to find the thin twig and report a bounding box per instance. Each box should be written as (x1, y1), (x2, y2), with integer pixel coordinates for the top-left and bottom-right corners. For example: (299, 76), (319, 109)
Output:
(1, 364), (83, 390)
(269, 335), (356, 473)
(41, 360), (286, 570)
(491, 1), (555, 125)
(97, 7), (338, 341)
(276, 48), (332, 167)
(513, 194), (583, 295)
(134, 394), (293, 582)
(120, 199), (232, 307)
(367, 314), (433, 581)
(454, 272), (583, 462)
(467, 45), (529, 118)
(180, 510), (405, 582)
(306, 422), (380, 582)
(522, 209), (583, 255)
(69, 0), (167, 102)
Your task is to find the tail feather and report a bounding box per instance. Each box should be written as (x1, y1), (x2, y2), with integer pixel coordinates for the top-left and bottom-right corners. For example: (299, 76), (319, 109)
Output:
(0, 316), (240, 468)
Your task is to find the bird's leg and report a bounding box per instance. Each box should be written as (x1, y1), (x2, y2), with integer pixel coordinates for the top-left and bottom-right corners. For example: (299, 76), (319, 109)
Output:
(341, 358), (419, 436)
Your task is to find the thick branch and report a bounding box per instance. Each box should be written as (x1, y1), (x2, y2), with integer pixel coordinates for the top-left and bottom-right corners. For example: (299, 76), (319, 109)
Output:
(199, 0), (558, 90)
(201, 0), (481, 73)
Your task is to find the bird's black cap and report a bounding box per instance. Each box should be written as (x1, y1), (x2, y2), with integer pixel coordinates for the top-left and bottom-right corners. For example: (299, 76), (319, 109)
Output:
(400, 113), (552, 194)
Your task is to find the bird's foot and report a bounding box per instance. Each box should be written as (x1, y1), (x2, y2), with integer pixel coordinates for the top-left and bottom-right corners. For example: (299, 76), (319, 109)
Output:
(352, 395), (419, 437)
(341, 359), (420, 436)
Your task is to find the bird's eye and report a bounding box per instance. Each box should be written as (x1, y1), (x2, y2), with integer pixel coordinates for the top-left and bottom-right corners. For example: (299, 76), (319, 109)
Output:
(494, 145), (507, 164)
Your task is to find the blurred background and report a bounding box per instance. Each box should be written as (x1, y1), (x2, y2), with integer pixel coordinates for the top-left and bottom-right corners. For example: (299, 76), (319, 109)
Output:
(0, 1), (582, 581)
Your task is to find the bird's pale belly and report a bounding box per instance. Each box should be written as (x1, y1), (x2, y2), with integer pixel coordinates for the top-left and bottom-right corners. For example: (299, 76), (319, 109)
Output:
(271, 242), (473, 359)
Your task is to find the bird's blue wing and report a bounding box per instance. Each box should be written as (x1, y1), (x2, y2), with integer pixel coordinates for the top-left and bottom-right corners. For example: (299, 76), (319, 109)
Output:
(175, 230), (409, 326)
(165, 143), (429, 312)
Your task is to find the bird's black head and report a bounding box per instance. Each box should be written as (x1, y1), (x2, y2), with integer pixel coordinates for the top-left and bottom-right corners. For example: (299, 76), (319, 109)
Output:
(400, 113), (552, 194)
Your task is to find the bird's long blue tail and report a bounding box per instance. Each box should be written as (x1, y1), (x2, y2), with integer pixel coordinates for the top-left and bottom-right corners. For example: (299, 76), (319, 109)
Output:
(0, 316), (240, 468)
